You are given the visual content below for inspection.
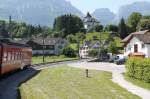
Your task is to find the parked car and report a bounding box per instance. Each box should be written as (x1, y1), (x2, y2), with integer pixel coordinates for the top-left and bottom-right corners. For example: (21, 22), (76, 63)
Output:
(114, 58), (126, 65)
(109, 55), (118, 63)
(109, 54), (127, 65)
(114, 55), (127, 65)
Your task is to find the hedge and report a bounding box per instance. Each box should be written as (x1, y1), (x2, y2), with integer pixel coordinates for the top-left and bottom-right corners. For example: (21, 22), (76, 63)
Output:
(126, 57), (150, 82)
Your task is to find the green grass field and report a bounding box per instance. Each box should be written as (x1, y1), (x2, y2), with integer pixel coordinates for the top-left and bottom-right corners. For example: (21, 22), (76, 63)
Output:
(20, 66), (140, 99)
(86, 32), (110, 41)
(124, 74), (150, 90)
(32, 55), (78, 64)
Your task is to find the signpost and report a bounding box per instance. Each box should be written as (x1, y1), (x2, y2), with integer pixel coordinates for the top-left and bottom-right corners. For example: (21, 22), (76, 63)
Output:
(86, 69), (89, 77)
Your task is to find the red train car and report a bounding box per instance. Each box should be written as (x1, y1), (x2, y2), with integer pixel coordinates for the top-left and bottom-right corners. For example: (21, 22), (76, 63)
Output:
(0, 39), (32, 75)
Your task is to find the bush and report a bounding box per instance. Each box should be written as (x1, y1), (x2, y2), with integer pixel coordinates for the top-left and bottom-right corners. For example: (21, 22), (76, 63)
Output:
(62, 46), (77, 58)
(126, 57), (150, 82)
(89, 49), (99, 57)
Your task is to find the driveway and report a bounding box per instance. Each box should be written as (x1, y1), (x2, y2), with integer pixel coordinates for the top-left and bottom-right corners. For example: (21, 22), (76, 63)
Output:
(68, 62), (150, 99)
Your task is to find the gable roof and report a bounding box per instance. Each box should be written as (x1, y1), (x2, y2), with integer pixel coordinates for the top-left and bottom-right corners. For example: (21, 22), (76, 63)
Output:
(122, 29), (150, 46)
(0, 38), (30, 47)
(135, 35), (150, 44)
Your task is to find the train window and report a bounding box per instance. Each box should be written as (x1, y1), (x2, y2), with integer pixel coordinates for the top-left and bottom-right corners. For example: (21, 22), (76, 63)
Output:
(11, 52), (13, 60)
(13, 52), (15, 60)
(17, 52), (19, 60)
(13, 52), (16, 60)
(20, 53), (22, 60)
(7, 52), (11, 61)
(14, 52), (17, 60)
(18, 52), (20, 60)
(3, 52), (7, 62)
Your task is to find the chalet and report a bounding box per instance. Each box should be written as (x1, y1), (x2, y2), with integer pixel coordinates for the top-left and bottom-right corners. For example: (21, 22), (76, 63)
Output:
(79, 41), (101, 58)
(122, 29), (150, 58)
(26, 38), (67, 55)
(83, 12), (99, 32)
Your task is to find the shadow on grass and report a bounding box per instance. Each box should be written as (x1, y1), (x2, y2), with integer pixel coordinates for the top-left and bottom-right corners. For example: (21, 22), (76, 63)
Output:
(0, 67), (40, 99)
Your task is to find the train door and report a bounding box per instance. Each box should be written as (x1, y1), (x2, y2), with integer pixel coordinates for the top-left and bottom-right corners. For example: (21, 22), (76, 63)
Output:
(0, 44), (2, 75)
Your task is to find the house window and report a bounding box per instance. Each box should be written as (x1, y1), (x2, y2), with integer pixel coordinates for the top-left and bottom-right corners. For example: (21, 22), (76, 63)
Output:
(142, 44), (145, 49)
(128, 45), (131, 51)
(124, 48), (126, 52)
(134, 44), (138, 53)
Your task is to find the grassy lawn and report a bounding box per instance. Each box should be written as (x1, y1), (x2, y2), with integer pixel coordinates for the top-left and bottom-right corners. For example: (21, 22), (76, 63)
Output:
(20, 66), (140, 99)
(85, 32), (110, 41)
(124, 74), (150, 90)
(32, 55), (78, 64)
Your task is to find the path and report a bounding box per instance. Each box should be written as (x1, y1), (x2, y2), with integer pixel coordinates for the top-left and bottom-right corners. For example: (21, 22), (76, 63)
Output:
(68, 62), (150, 99)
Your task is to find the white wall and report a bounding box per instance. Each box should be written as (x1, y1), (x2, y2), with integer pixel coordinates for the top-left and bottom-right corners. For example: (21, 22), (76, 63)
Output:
(79, 46), (89, 58)
(33, 50), (55, 55)
(124, 37), (147, 57)
(145, 44), (150, 58)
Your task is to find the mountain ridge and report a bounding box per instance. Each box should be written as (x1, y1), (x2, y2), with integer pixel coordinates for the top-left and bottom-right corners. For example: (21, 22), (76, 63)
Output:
(0, 1), (150, 26)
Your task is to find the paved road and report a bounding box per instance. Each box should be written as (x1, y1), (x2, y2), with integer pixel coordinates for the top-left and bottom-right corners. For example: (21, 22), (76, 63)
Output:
(0, 68), (38, 99)
(68, 62), (150, 99)
(0, 60), (84, 99)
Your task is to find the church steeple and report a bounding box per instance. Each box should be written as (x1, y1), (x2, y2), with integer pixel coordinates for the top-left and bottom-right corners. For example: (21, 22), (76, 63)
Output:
(86, 12), (92, 17)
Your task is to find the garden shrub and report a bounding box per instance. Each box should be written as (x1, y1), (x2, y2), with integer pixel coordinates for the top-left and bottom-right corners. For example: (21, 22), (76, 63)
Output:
(126, 57), (150, 82)
(62, 46), (77, 58)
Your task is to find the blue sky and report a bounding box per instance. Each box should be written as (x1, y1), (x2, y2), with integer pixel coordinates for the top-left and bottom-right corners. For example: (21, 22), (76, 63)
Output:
(66, 0), (150, 14)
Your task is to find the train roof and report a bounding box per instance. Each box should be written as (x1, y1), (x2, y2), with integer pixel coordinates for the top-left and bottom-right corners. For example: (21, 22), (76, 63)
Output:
(0, 38), (30, 47)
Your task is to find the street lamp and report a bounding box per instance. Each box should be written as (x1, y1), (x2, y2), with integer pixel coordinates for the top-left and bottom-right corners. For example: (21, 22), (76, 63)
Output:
(99, 30), (102, 61)
(78, 28), (87, 59)
(42, 32), (48, 63)
(42, 34), (45, 62)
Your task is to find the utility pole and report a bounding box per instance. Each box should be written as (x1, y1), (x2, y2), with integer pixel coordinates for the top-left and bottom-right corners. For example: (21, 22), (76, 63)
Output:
(42, 34), (45, 62)
(78, 33), (80, 58)
(8, 16), (12, 39)
(99, 31), (102, 61)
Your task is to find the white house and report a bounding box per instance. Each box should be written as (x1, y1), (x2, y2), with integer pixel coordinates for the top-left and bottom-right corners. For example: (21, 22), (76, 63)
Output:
(122, 29), (150, 58)
(79, 41), (91, 58)
(27, 38), (67, 55)
(79, 41), (101, 58)
(83, 12), (99, 32)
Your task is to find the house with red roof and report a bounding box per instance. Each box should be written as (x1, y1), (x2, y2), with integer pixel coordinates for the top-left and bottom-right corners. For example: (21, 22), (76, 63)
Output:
(122, 29), (150, 58)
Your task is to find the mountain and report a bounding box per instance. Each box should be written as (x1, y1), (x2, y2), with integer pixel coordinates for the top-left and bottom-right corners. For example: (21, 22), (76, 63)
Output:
(0, 0), (83, 26)
(91, 1), (150, 25)
(117, 1), (150, 21)
(92, 8), (116, 25)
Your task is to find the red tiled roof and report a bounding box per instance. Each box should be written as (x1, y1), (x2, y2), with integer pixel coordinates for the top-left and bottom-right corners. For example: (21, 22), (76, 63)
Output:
(122, 29), (150, 43)
(122, 29), (150, 47)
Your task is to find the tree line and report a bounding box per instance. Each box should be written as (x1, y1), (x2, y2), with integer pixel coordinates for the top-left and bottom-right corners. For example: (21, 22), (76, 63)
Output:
(104, 12), (150, 39)
(0, 20), (53, 39)
(0, 12), (149, 40)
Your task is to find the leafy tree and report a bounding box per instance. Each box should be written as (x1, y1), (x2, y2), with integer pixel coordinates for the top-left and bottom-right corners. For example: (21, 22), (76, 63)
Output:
(137, 16), (150, 31)
(104, 24), (118, 32)
(66, 34), (77, 43)
(0, 21), (9, 38)
(62, 46), (77, 57)
(89, 49), (99, 57)
(0, 20), (53, 39)
(127, 12), (142, 32)
(118, 18), (128, 39)
(76, 32), (86, 43)
(95, 24), (103, 32)
(93, 35), (98, 40)
(53, 14), (84, 37)
(108, 42), (118, 54)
